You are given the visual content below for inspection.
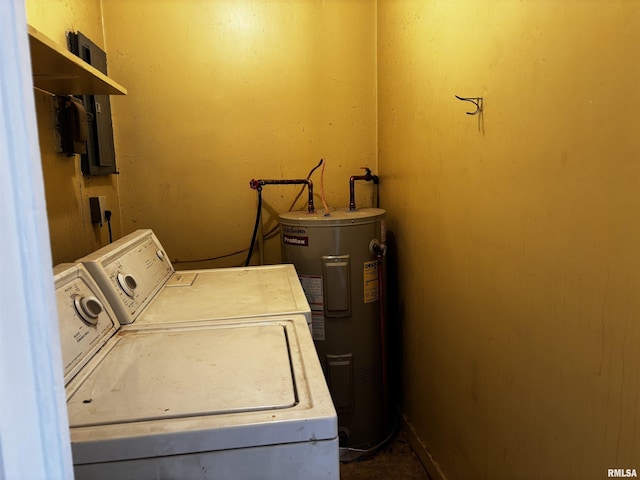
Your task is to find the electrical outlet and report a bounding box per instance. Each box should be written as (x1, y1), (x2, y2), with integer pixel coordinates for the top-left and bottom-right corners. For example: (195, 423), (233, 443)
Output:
(89, 196), (106, 226)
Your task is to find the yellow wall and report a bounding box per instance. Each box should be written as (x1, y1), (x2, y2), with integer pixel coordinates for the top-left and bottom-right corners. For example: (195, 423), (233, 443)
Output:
(29, 0), (378, 267)
(378, 2), (640, 479)
(101, 0), (377, 268)
(27, 0), (121, 265)
(28, 0), (640, 477)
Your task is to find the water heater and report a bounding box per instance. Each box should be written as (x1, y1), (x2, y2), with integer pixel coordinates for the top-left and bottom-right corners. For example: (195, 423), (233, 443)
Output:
(280, 207), (389, 459)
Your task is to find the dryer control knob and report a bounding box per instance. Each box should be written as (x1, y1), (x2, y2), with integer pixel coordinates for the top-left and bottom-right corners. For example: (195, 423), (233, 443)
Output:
(156, 249), (166, 261)
(73, 295), (103, 326)
(117, 272), (138, 297)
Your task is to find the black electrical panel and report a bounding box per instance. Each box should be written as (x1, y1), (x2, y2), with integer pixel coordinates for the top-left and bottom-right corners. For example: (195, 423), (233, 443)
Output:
(68, 32), (117, 176)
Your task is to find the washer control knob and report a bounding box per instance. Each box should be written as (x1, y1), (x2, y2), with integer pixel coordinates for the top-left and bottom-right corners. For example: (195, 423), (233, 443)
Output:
(117, 272), (138, 297)
(156, 249), (165, 261)
(73, 295), (103, 326)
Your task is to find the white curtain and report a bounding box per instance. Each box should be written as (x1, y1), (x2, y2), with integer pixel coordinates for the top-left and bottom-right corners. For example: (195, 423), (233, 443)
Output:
(0, 1), (74, 479)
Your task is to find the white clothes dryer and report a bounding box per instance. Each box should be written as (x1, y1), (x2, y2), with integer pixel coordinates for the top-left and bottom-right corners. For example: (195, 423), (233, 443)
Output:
(55, 264), (338, 479)
(77, 229), (311, 328)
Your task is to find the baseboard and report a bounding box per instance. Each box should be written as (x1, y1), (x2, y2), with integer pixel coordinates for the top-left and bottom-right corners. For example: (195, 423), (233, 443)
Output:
(400, 413), (448, 480)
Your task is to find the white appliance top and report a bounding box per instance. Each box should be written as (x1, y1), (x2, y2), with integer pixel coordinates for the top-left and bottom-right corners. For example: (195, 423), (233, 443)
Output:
(67, 323), (296, 426)
(137, 264), (311, 326)
(78, 229), (311, 326)
(55, 263), (336, 466)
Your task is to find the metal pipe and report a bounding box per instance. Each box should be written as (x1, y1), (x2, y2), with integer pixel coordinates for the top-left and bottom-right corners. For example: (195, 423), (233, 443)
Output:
(369, 239), (388, 432)
(250, 178), (315, 213)
(376, 247), (388, 433)
(349, 167), (379, 211)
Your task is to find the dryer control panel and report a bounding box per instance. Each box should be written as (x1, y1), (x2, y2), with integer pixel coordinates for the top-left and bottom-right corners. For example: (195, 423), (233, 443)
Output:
(79, 229), (174, 325)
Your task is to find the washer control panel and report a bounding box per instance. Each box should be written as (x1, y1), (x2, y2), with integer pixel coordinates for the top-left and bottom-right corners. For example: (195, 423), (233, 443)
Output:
(54, 264), (118, 385)
(73, 294), (102, 326)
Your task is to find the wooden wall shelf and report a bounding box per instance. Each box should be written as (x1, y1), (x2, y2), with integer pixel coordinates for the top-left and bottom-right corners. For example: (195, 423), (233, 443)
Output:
(28, 25), (127, 96)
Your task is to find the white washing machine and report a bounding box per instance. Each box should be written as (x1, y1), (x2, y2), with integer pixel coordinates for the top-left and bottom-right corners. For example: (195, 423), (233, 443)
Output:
(77, 229), (311, 328)
(55, 263), (339, 479)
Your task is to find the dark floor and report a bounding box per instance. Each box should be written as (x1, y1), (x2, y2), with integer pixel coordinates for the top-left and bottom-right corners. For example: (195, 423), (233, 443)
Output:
(340, 431), (431, 480)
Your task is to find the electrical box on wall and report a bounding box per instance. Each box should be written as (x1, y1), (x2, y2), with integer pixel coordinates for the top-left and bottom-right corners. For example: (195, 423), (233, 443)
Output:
(89, 196), (106, 226)
(68, 31), (117, 176)
(55, 96), (89, 156)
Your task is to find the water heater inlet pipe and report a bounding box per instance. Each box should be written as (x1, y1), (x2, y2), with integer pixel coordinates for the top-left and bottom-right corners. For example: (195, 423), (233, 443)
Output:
(250, 178), (315, 213)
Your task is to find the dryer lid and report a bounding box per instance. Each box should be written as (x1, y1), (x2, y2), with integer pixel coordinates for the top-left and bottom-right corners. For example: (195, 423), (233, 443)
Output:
(138, 264), (311, 325)
(67, 323), (297, 426)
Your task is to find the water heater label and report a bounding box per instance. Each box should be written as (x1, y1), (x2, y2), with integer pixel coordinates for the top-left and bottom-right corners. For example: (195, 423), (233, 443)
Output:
(363, 261), (379, 303)
(311, 312), (325, 341)
(298, 274), (325, 341)
(299, 275), (323, 308)
(282, 225), (307, 234)
(283, 235), (309, 247)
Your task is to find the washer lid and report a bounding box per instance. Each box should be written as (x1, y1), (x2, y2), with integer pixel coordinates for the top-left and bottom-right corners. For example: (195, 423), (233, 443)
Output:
(67, 324), (296, 427)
